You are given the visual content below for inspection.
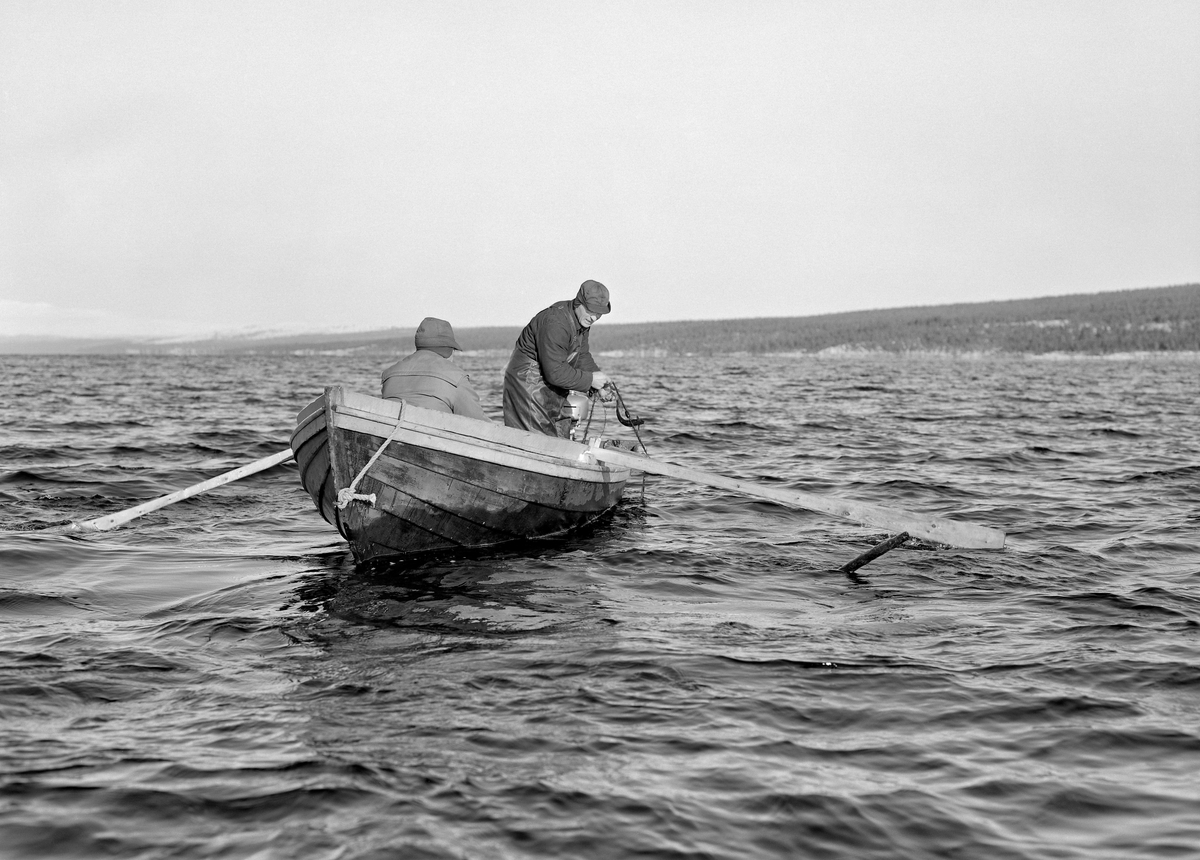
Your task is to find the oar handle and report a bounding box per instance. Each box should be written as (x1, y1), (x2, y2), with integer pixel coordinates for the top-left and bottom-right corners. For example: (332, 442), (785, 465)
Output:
(71, 449), (295, 532)
(588, 444), (1005, 550)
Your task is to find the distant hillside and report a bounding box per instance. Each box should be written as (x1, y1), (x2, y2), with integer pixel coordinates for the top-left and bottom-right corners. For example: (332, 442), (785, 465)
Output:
(602, 282), (1200, 356)
(3, 283), (1198, 356)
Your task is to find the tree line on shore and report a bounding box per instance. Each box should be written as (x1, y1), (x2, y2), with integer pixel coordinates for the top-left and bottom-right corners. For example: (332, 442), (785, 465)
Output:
(306, 282), (1200, 356)
(584, 282), (1199, 356)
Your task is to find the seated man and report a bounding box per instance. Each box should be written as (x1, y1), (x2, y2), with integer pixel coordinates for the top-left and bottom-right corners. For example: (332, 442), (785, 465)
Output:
(381, 317), (491, 421)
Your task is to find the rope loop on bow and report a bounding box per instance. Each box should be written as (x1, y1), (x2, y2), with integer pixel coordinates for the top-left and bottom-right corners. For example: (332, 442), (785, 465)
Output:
(335, 420), (403, 510)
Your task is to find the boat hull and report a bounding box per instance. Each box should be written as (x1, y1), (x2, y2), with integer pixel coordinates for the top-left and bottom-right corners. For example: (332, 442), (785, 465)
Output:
(290, 387), (629, 563)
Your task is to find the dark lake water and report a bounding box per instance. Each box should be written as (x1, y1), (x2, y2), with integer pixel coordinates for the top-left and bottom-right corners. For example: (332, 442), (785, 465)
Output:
(2, 351), (1199, 859)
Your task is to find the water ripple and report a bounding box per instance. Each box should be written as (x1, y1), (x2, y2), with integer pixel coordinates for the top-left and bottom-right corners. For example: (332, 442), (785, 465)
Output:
(2, 353), (1200, 858)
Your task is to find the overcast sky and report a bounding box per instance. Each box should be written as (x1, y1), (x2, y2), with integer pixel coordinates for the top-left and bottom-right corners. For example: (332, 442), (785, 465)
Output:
(2, 0), (1198, 338)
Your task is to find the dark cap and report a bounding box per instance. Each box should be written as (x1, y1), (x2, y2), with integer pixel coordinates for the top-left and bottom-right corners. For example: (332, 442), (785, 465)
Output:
(576, 280), (611, 315)
(414, 317), (462, 351)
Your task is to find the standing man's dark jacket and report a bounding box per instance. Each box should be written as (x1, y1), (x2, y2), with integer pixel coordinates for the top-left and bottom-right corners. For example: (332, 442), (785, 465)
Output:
(503, 281), (611, 437)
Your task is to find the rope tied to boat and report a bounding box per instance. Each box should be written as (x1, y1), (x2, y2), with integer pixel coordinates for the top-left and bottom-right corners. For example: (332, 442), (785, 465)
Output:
(335, 420), (404, 510)
(608, 382), (648, 455)
(591, 381), (649, 503)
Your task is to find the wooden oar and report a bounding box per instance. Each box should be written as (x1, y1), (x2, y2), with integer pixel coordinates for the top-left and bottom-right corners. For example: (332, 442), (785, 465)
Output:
(587, 444), (1005, 550)
(71, 449), (295, 532)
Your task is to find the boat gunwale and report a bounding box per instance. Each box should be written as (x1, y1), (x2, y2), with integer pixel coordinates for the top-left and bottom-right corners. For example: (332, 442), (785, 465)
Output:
(330, 388), (631, 482)
(338, 387), (616, 458)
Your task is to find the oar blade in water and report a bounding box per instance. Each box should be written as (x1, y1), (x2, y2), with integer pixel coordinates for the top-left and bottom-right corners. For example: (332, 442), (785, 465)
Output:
(588, 445), (1005, 550)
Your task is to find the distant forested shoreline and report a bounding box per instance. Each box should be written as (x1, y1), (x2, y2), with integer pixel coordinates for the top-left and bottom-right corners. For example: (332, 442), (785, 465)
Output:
(589, 283), (1200, 356)
(4, 283), (1198, 356)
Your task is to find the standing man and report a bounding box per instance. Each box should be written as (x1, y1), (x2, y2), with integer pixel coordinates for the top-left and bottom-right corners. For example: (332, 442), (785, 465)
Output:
(381, 317), (491, 421)
(503, 280), (613, 437)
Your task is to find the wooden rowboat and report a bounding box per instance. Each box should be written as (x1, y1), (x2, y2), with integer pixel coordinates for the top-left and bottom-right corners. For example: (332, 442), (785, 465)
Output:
(289, 386), (631, 563)
(76, 384), (1000, 569)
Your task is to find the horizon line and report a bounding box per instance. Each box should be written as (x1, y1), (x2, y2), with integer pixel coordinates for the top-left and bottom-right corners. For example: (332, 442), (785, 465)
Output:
(3, 281), (1196, 346)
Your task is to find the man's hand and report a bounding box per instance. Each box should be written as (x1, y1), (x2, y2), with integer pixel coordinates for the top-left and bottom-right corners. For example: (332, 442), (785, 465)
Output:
(590, 372), (611, 391)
